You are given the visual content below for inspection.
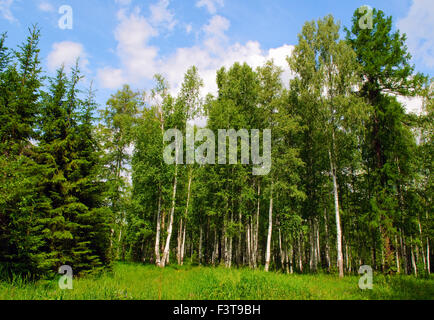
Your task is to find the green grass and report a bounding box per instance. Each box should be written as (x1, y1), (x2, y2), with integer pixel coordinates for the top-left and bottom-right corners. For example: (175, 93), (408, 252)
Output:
(0, 262), (433, 300)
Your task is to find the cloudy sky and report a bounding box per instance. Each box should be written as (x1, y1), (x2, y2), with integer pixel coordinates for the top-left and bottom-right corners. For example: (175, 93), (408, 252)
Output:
(0, 0), (432, 112)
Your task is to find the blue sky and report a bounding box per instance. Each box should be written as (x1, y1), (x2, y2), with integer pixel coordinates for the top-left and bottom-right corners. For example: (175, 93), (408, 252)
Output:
(0, 0), (432, 110)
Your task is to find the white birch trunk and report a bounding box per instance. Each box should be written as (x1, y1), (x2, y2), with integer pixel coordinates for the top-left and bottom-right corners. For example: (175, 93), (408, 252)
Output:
(155, 194), (162, 266)
(329, 149), (344, 278)
(411, 238), (417, 276)
(247, 222), (252, 268)
(289, 245), (294, 274)
(298, 233), (303, 273)
(309, 220), (314, 271)
(177, 218), (183, 265)
(265, 183), (274, 272)
(159, 163), (178, 268)
(180, 224), (186, 265)
(395, 235), (400, 273)
(180, 172), (192, 265)
(254, 182), (261, 269)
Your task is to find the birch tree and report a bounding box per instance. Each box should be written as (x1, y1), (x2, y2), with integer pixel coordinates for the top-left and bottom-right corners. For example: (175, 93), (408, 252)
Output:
(289, 16), (368, 276)
(99, 85), (142, 259)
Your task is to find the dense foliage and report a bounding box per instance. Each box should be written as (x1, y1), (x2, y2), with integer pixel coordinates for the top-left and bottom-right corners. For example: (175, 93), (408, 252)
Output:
(0, 8), (432, 281)
(0, 27), (111, 278)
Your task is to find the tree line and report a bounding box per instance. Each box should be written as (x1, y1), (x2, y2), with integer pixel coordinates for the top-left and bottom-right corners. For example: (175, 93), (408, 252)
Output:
(0, 8), (432, 279)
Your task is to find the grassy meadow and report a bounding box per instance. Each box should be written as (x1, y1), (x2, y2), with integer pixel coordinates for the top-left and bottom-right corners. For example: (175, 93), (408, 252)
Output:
(0, 263), (433, 300)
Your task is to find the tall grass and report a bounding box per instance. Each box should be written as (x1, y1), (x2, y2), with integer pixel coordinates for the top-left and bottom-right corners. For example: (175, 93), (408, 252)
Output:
(0, 262), (433, 300)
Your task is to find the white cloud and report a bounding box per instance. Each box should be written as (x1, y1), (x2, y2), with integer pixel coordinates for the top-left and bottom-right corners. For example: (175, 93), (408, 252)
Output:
(196, 0), (224, 15)
(112, 8), (159, 84)
(98, 67), (126, 89)
(47, 41), (89, 73)
(264, 45), (295, 86)
(98, 6), (294, 99)
(397, 0), (434, 68)
(203, 15), (229, 38)
(0, 0), (15, 22)
(150, 0), (177, 31)
(185, 23), (193, 34)
(38, 1), (54, 12)
(202, 15), (230, 54)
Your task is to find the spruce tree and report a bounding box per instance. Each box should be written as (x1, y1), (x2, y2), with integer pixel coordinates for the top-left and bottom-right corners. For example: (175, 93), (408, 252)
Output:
(0, 27), (48, 278)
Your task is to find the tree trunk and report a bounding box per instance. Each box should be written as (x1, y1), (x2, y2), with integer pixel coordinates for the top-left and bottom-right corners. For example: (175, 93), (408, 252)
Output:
(401, 232), (408, 275)
(166, 248), (170, 265)
(117, 223), (123, 259)
(198, 225), (203, 265)
(309, 219), (315, 271)
(110, 228), (114, 255)
(345, 242), (349, 272)
(427, 211), (431, 274)
(427, 237), (431, 275)
(265, 182), (274, 272)
(247, 220), (252, 268)
(395, 235), (400, 274)
(289, 245), (294, 274)
(411, 237), (417, 276)
(180, 171), (192, 265)
(316, 218), (321, 269)
(324, 208), (331, 272)
(180, 224), (186, 265)
(254, 182), (261, 269)
(159, 163), (178, 268)
(223, 212), (228, 267)
(418, 218), (426, 272)
(249, 218), (255, 268)
(177, 218), (183, 265)
(372, 235), (377, 270)
(329, 149), (344, 278)
(211, 230), (216, 265)
(155, 193), (162, 266)
(298, 232), (303, 273)
(140, 238), (145, 263)
(278, 228), (285, 272)
(237, 210), (242, 266)
(212, 229), (219, 266)
(228, 212), (233, 268)
(310, 219), (319, 272)
(161, 211), (166, 253)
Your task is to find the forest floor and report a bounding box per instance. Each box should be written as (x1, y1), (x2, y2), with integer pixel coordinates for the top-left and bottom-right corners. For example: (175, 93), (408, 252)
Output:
(1, 262), (433, 300)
